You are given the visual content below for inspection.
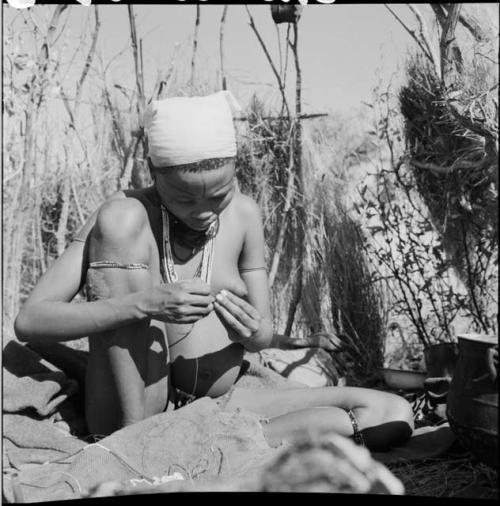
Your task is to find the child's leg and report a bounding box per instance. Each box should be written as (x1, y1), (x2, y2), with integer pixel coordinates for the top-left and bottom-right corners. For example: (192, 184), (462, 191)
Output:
(84, 200), (169, 435)
(226, 386), (414, 451)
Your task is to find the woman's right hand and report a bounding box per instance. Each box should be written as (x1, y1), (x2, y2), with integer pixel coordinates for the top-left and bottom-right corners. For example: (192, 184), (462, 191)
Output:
(138, 278), (215, 323)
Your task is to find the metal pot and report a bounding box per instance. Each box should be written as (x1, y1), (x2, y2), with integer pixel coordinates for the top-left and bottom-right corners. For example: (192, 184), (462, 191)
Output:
(446, 334), (498, 468)
(423, 342), (459, 403)
(270, 5), (303, 24)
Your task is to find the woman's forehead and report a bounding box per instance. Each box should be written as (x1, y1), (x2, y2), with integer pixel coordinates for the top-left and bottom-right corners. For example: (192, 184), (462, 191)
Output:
(159, 161), (236, 194)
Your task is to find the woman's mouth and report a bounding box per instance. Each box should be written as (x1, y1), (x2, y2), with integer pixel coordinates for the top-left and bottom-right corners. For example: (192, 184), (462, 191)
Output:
(190, 218), (215, 230)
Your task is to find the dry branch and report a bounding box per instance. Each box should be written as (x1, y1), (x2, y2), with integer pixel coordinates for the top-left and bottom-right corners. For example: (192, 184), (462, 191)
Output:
(457, 9), (488, 42)
(268, 127), (296, 288)
(122, 5), (147, 189)
(384, 4), (436, 71)
(440, 3), (462, 85)
(191, 5), (200, 86)
(150, 43), (180, 102)
(75, 5), (100, 110)
(128, 5), (145, 117)
(245, 5), (290, 118)
(219, 5), (228, 90)
(285, 22), (304, 336)
(236, 113), (328, 122)
(407, 4), (440, 75)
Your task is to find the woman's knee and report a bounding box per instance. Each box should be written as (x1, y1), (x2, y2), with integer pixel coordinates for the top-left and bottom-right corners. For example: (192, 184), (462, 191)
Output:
(356, 393), (414, 451)
(388, 393), (414, 428)
(90, 198), (150, 261)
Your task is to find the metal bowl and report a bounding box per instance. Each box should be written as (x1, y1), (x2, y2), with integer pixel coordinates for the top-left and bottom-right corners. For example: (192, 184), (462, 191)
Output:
(379, 368), (427, 391)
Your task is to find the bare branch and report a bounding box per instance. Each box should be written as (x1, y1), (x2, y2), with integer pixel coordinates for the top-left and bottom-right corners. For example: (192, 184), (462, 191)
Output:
(150, 43), (180, 102)
(457, 10), (487, 42)
(410, 158), (478, 175)
(235, 113), (328, 122)
(440, 3), (462, 85)
(384, 4), (434, 65)
(440, 4), (488, 42)
(244, 5), (290, 118)
(430, 4), (447, 30)
(284, 22), (305, 336)
(128, 5), (145, 117)
(191, 5), (200, 86)
(74, 5), (100, 114)
(219, 5), (228, 90)
(269, 126), (296, 288)
(407, 4), (440, 75)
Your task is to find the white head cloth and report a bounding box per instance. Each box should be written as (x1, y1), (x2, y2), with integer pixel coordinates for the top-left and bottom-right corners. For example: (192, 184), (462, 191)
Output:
(144, 91), (241, 168)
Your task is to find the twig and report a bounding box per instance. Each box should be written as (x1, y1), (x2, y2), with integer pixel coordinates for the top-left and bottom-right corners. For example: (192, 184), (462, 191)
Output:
(75, 6), (100, 116)
(457, 9), (487, 42)
(191, 5), (200, 87)
(55, 144), (71, 257)
(384, 4), (434, 66)
(407, 4), (440, 76)
(70, 171), (86, 227)
(409, 158), (479, 175)
(285, 22), (304, 336)
(460, 220), (489, 333)
(150, 43), (180, 102)
(102, 84), (127, 161)
(219, 5), (228, 90)
(275, 23), (283, 81)
(268, 125), (296, 288)
(244, 5), (290, 118)
(236, 113), (328, 122)
(440, 3), (462, 85)
(128, 5), (145, 117)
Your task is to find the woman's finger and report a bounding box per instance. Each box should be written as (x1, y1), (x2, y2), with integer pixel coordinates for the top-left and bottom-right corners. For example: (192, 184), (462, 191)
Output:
(214, 301), (253, 339)
(218, 290), (261, 321)
(186, 294), (215, 307)
(215, 292), (259, 330)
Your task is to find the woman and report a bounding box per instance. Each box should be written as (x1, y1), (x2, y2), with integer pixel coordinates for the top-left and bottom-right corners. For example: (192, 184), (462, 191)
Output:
(15, 91), (414, 450)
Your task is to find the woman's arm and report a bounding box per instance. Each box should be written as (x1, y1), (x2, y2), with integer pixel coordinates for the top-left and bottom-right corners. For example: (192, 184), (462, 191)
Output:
(14, 210), (148, 343)
(14, 198), (215, 344)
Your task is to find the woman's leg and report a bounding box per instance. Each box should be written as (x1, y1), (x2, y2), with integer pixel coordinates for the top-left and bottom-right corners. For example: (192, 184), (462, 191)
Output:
(226, 386), (414, 450)
(85, 200), (168, 435)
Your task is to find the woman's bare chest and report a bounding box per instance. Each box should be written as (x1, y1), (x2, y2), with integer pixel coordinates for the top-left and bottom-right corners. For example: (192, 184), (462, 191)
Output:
(171, 226), (246, 295)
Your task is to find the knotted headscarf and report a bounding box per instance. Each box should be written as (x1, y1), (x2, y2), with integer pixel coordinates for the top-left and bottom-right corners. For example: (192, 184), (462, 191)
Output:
(144, 91), (241, 168)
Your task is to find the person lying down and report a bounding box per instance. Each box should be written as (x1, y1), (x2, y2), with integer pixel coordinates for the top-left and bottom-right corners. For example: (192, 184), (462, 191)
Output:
(14, 90), (414, 451)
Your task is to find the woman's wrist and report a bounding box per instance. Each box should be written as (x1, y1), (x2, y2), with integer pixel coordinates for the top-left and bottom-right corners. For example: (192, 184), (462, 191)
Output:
(240, 319), (273, 352)
(127, 291), (154, 320)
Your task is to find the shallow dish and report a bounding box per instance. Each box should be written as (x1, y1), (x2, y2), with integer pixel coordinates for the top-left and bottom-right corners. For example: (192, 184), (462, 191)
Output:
(379, 367), (427, 391)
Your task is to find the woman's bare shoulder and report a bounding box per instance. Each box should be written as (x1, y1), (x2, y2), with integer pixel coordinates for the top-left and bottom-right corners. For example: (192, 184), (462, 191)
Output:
(231, 192), (262, 222)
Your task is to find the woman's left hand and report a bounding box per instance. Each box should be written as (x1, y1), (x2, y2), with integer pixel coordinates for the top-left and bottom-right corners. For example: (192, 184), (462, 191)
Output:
(213, 289), (262, 343)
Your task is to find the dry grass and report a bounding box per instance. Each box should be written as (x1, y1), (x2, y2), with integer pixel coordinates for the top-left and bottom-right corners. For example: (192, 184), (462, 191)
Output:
(388, 457), (498, 498)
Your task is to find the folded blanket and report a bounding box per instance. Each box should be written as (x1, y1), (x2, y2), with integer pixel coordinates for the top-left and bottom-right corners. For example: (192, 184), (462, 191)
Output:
(3, 398), (280, 502)
(3, 340), (79, 416)
(2, 339), (86, 474)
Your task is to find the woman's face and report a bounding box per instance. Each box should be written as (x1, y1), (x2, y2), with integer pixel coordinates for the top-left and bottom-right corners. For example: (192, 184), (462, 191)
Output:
(153, 158), (236, 231)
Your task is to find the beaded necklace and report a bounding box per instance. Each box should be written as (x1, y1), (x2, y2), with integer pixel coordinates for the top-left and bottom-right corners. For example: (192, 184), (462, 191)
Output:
(161, 205), (218, 398)
(160, 206), (218, 283)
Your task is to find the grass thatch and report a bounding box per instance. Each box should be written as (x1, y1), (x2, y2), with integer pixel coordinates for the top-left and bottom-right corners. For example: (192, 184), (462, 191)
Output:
(399, 52), (498, 335)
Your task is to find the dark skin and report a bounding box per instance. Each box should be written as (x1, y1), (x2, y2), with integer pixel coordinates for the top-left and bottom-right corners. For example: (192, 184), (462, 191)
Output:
(15, 158), (414, 449)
